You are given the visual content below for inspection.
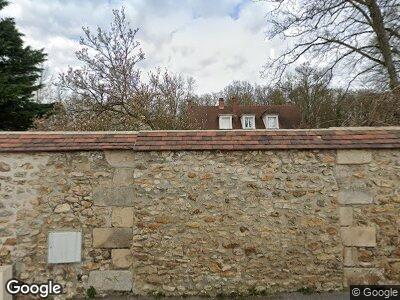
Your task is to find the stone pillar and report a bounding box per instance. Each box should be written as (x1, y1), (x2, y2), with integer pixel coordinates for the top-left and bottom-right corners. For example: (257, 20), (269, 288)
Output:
(90, 151), (135, 293)
(336, 150), (379, 286)
(0, 265), (13, 300)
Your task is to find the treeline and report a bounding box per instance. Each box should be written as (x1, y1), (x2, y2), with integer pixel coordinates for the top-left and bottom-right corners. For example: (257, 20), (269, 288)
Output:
(199, 65), (400, 128)
(35, 65), (400, 130)
(1, 2), (399, 131)
(33, 7), (400, 131)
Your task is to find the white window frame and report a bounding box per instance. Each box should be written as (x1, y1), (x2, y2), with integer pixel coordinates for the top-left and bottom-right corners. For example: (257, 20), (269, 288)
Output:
(241, 115), (256, 129)
(263, 114), (279, 129)
(219, 115), (233, 130)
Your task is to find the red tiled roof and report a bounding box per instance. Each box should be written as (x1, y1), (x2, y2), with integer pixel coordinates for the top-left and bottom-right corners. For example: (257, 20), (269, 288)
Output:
(0, 128), (399, 152)
(188, 103), (301, 129)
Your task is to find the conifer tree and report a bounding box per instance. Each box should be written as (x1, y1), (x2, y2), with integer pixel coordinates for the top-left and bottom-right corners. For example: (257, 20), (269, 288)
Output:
(0, 0), (53, 130)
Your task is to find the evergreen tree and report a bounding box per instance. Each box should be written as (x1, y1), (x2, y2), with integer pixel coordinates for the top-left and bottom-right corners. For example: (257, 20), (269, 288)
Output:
(0, 0), (53, 130)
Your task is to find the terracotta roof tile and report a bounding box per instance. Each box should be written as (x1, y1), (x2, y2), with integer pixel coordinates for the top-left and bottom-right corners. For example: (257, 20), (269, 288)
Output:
(188, 103), (301, 129)
(0, 128), (399, 152)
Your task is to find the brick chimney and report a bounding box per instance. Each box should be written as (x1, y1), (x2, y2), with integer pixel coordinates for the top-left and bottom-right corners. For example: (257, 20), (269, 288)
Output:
(231, 96), (238, 114)
(218, 98), (225, 110)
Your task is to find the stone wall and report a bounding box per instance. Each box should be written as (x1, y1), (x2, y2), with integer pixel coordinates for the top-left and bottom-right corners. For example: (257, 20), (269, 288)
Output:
(0, 148), (399, 298)
(336, 150), (400, 286)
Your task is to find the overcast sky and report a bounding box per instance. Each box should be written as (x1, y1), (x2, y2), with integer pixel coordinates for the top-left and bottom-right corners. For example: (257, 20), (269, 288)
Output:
(2, 0), (284, 94)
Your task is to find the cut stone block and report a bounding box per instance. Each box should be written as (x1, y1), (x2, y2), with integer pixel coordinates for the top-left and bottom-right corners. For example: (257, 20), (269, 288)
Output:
(337, 150), (372, 165)
(341, 227), (376, 247)
(112, 207), (134, 228)
(105, 151), (135, 167)
(113, 168), (134, 186)
(339, 207), (353, 226)
(93, 228), (132, 248)
(343, 247), (356, 267)
(0, 265), (12, 300)
(93, 186), (135, 207)
(338, 190), (373, 205)
(112, 249), (133, 269)
(343, 267), (384, 287)
(88, 270), (132, 291)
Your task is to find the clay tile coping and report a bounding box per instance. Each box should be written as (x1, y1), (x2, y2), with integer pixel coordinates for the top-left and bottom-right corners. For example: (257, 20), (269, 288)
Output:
(0, 127), (400, 152)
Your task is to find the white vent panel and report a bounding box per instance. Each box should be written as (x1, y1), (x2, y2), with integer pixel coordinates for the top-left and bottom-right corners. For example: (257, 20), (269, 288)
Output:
(48, 231), (82, 264)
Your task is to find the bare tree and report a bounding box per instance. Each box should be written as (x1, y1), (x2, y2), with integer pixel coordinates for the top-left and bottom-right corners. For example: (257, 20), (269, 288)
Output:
(36, 68), (197, 131)
(275, 64), (337, 127)
(263, 0), (400, 91)
(138, 69), (197, 130)
(47, 7), (197, 131)
(197, 80), (286, 106)
(337, 89), (400, 126)
(221, 81), (256, 105)
(58, 7), (147, 128)
(35, 66), (61, 104)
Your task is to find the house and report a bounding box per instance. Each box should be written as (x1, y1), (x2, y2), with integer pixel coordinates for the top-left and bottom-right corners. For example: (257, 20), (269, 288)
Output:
(188, 98), (301, 130)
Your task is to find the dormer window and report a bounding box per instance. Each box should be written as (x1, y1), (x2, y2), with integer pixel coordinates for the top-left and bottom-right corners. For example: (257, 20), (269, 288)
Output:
(241, 115), (255, 129)
(264, 114), (279, 129)
(219, 115), (232, 129)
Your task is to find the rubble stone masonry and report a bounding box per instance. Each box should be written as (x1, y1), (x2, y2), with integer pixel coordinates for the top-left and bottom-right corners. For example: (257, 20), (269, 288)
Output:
(0, 129), (399, 298)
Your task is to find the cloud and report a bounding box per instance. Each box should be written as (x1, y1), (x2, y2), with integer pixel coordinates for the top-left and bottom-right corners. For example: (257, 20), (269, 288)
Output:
(3, 0), (278, 94)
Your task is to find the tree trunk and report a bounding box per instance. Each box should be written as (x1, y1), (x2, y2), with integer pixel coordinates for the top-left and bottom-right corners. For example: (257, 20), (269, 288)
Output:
(367, 0), (399, 91)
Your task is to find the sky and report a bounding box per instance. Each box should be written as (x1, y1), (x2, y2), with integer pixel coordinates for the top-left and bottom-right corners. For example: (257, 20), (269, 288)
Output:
(2, 0), (283, 94)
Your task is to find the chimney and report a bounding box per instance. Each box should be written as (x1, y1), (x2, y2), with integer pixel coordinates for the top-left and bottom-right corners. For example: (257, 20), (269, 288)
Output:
(231, 96), (238, 114)
(218, 98), (225, 110)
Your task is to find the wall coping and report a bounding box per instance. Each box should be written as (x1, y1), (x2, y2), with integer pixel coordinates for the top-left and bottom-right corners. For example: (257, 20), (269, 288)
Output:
(0, 127), (399, 152)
